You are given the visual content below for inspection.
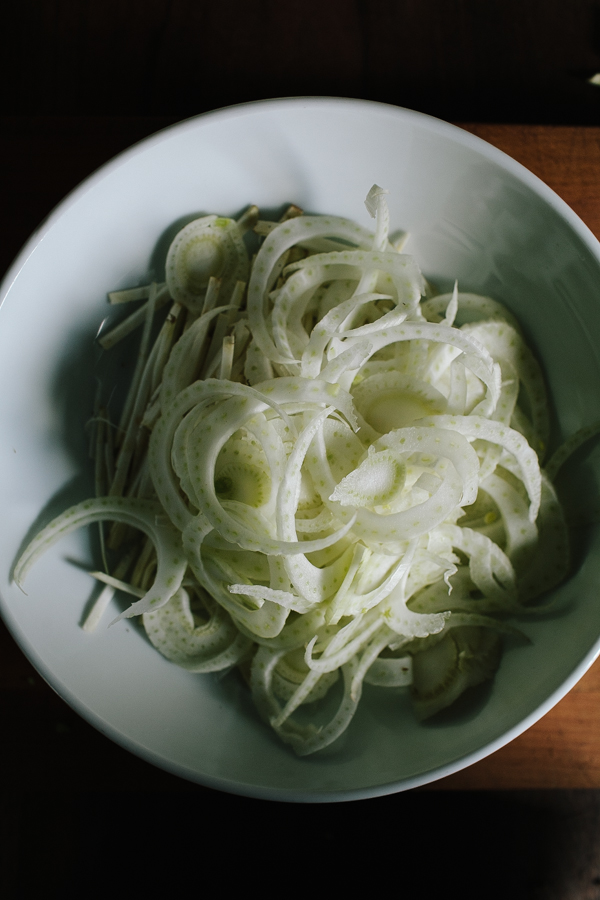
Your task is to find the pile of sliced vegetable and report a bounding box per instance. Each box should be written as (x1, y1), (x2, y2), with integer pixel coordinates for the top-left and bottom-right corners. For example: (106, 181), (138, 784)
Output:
(14, 186), (571, 755)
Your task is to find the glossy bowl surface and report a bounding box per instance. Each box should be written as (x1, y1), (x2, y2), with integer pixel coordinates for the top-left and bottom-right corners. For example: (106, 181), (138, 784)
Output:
(1, 98), (600, 801)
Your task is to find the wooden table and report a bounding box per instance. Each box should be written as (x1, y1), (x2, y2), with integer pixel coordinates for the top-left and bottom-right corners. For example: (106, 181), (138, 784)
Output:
(2, 117), (600, 793)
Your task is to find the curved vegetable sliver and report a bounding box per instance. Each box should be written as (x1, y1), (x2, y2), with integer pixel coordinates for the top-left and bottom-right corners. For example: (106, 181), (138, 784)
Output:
(15, 498), (187, 623)
(15, 185), (579, 756)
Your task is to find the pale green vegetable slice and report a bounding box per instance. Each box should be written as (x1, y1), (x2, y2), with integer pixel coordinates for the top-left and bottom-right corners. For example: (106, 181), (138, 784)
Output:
(364, 184), (390, 247)
(363, 651), (413, 687)
(15, 185), (576, 755)
(440, 523), (517, 607)
(303, 612), (386, 675)
(149, 377), (293, 534)
(411, 627), (502, 720)
(329, 448), (406, 508)
(15, 498), (187, 623)
(159, 304), (235, 415)
(248, 215), (378, 363)
(271, 651), (339, 704)
(480, 471), (538, 572)
(300, 290), (395, 379)
(249, 645), (317, 746)
(143, 587), (252, 672)
(545, 420), (600, 482)
(330, 427), (480, 544)
(182, 516), (291, 639)
(172, 393), (356, 556)
(418, 414), (542, 522)
(166, 215), (249, 313)
(284, 249), (423, 308)
(352, 372), (447, 433)
(421, 291), (521, 330)
(292, 658), (362, 756)
(517, 473), (570, 603)
(383, 585), (450, 640)
(343, 320), (502, 417)
(462, 320), (549, 450)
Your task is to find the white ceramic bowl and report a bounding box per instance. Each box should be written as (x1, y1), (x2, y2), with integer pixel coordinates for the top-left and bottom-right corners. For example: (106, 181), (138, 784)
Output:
(2, 98), (600, 801)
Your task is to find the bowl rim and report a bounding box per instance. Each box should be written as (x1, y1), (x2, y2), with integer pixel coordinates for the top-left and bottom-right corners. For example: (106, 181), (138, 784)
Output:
(2, 96), (600, 802)
(3, 96), (599, 312)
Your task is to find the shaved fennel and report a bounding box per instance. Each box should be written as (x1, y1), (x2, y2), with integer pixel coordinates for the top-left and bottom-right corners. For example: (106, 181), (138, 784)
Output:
(15, 187), (575, 755)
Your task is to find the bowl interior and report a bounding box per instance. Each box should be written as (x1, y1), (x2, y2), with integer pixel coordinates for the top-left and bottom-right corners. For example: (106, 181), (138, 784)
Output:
(1, 98), (600, 801)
